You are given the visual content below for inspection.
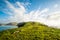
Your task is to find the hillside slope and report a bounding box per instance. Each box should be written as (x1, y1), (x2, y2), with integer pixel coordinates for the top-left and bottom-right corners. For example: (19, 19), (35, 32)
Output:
(0, 22), (60, 40)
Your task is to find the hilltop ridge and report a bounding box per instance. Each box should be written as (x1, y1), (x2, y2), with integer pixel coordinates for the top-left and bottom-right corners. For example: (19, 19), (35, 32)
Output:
(0, 22), (60, 40)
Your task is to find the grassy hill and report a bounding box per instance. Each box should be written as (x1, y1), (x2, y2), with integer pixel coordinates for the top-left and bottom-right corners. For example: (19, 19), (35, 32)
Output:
(0, 22), (60, 40)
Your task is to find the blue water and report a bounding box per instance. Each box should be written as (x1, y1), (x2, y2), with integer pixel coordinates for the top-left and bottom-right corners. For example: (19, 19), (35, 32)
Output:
(0, 26), (18, 31)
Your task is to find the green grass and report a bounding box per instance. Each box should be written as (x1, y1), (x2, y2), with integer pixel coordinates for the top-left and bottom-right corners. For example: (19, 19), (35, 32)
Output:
(0, 22), (60, 40)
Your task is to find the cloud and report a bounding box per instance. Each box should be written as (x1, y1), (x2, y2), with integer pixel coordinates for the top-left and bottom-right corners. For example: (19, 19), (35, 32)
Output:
(4, 1), (49, 23)
(45, 11), (60, 28)
(47, 11), (60, 20)
(4, 1), (26, 22)
(40, 8), (49, 13)
(54, 4), (58, 8)
(2, 1), (60, 28)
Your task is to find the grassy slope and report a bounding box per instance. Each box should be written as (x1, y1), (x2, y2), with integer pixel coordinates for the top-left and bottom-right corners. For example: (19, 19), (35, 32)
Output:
(0, 22), (60, 40)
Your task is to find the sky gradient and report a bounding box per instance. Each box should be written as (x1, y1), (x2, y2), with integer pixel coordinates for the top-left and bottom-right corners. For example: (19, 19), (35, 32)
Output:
(0, 0), (60, 28)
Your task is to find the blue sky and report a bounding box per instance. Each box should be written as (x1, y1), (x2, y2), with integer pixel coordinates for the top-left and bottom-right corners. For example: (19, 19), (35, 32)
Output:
(0, 0), (60, 27)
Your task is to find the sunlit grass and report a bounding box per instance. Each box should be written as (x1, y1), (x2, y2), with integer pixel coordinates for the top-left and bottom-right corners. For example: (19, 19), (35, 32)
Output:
(0, 22), (60, 40)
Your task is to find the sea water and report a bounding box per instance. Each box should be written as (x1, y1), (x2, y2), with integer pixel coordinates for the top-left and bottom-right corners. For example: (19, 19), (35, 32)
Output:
(0, 25), (18, 31)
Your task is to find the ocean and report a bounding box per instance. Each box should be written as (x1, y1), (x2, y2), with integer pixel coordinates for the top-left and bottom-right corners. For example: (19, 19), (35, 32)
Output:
(0, 26), (18, 31)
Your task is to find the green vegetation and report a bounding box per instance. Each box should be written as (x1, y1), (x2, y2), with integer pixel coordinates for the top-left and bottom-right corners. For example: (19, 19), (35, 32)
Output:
(0, 22), (60, 40)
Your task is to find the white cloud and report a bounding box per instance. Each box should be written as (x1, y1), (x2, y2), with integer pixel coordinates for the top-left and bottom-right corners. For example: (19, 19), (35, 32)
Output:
(45, 11), (60, 28)
(2, 1), (60, 28)
(4, 1), (49, 23)
(40, 8), (49, 13)
(47, 11), (60, 20)
(54, 4), (58, 8)
(5, 1), (26, 22)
